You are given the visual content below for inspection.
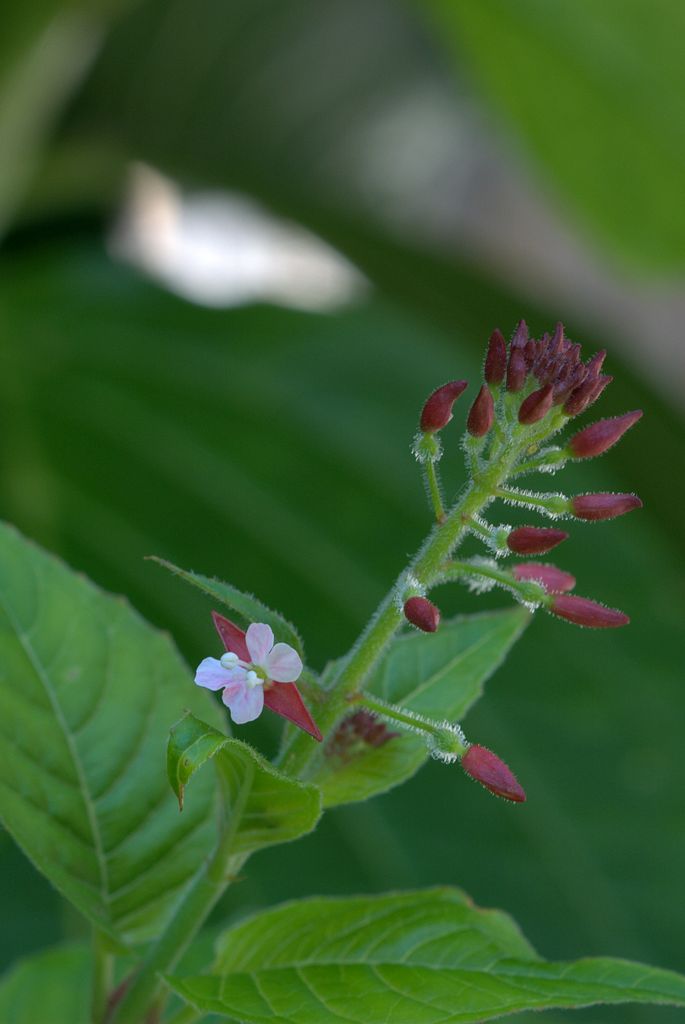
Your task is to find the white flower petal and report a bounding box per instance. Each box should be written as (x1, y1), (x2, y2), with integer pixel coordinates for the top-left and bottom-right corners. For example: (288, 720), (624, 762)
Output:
(265, 643), (303, 683)
(195, 657), (234, 691)
(246, 622), (274, 666)
(223, 681), (264, 724)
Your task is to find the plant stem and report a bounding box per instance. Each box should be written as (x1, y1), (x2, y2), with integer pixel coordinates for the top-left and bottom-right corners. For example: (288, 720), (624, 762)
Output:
(424, 460), (445, 522)
(443, 558), (517, 591)
(357, 692), (466, 753)
(279, 441), (524, 778)
(496, 486), (568, 515)
(111, 831), (247, 1024)
(91, 929), (113, 1024)
(513, 448), (568, 478)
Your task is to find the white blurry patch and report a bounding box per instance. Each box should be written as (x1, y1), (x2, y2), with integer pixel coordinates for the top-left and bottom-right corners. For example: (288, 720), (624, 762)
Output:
(110, 164), (367, 312)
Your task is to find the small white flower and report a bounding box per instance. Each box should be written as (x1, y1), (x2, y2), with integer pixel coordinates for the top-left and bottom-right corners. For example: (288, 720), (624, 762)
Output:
(195, 622), (303, 725)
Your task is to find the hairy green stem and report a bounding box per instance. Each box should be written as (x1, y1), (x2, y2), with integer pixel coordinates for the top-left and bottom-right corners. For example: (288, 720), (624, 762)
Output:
(443, 558), (514, 590)
(424, 460), (446, 522)
(279, 440), (525, 778)
(357, 692), (466, 755)
(358, 692), (441, 737)
(112, 832), (247, 1024)
(513, 448), (568, 478)
(496, 486), (568, 515)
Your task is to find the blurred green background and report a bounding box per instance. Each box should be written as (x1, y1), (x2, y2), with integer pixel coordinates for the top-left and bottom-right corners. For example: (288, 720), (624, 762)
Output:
(1, 2), (684, 1022)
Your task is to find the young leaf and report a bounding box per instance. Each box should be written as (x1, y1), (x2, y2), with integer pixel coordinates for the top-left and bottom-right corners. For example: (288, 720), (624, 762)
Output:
(316, 608), (528, 806)
(167, 888), (685, 1022)
(148, 557), (304, 656)
(0, 943), (91, 1024)
(0, 522), (222, 946)
(168, 712), (321, 850)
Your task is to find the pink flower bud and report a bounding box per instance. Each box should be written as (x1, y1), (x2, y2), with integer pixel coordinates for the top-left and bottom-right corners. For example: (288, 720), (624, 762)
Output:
(420, 380), (468, 433)
(518, 383), (554, 425)
(467, 384), (495, 437)
(585, 349), (606, 377)
(564, 374), (613, 416)
(484, 329), (507, 385)
(511, 319), (529, 349)
(571, 492), (642, 521)
(507, 526), (569, 555)
(512, 562), (575, 593)
(404, 596), (440, 632)
(462, 744), (526, 803)
(568, 410), (642, 459)
(549, 321), (565, 354)
(506, 348), (527, 392)
(549, 594), (629, 628)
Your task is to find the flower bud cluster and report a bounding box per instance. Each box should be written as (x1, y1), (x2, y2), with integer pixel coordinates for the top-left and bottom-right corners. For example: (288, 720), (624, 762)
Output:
(411, 320), (643, 635)
(399, 320), (644, 797)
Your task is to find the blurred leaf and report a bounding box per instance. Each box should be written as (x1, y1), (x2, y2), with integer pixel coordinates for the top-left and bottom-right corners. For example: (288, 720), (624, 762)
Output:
(0, 521), (221, 946)
(168, 712), (320, 850)
(167, 888), (685, 1022)
(150, 557), (304, 657)
(0, 943), (91, 1024)
(316, 608), (528, 807)
(425, 0), (685, 271)
(0, 0), (132, 239)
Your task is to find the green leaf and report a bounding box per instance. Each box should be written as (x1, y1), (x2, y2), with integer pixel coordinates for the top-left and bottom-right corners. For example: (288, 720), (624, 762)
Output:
(0, 943), (91, 1024)
(0, 521), (223, 946)
(167, 712), (321, 850)
(149, 556), (304, 657)
(426, 0), (685, 271)
(316, 608), (529, 807)
(167, 888), (685, 1022)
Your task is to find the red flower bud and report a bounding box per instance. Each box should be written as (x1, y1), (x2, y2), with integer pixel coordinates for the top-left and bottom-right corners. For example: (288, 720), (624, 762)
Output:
(467, 384), (495, 437)
(518, 383), (554, 425)
(484, 329), (507, 385)
(512, 562), (575, 593)
(507, 526), (569, 555)
(571, 492), (642, 521)
(420, 380), (468, 433)
(564, 374), (612, 416)
(568, 410), (642, 459)
(549, 321), (565, 354)
(585, 349), (606, 377)
(404, 596), (440, 632)
(549, 594), (629, 628)
(511, 319), (529, 349)
(506, 348), (527, 392)
(462, 744), (526, 803)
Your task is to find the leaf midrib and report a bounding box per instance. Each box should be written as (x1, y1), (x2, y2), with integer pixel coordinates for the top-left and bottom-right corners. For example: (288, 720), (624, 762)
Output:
(0, 572), (110, 907)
